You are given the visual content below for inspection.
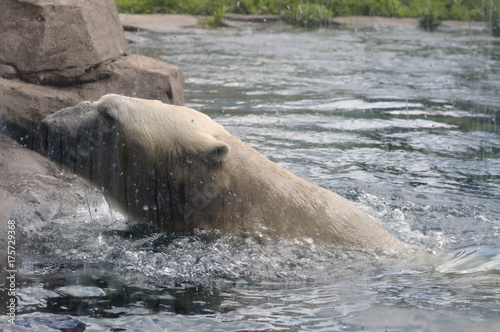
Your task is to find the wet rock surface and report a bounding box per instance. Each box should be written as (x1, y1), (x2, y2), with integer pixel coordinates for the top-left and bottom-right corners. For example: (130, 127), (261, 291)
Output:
(0, 136), (100, 272)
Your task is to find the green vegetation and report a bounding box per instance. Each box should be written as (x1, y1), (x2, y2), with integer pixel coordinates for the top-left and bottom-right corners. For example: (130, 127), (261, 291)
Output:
(114, 0), (500, 30)
(198, 2), (228, 26)
(280, 2), (330, 27)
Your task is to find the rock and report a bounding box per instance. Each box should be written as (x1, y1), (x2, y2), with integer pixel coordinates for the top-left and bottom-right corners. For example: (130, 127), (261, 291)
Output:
(0, 137), (91, 222)
(0, 0), (129, 85)
(98, 54), (185, 106)
(0, 79), (82, 147)
(0, 0), (185, 149)
(0, 136), (100, 273)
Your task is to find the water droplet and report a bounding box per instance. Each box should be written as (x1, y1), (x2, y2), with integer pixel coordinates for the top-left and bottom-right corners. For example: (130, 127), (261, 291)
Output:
(143, 205), (149, 211)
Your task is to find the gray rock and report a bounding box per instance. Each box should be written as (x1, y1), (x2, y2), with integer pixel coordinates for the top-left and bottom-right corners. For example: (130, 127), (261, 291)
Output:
(97, 54), (185, 106)
(0, 0), (129, 85)
(0, 0), (185, 149)
(0, 78), (83, 149)
(0, 137), (100, 273)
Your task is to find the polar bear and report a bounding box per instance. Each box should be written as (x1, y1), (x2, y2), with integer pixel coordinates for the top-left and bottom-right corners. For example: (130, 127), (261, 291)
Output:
(40, 94), (407, 250)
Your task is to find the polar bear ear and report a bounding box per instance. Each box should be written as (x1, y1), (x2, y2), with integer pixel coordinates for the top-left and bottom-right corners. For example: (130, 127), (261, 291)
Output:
(196, 134), (230, 164)
(97, 102), (119, 123)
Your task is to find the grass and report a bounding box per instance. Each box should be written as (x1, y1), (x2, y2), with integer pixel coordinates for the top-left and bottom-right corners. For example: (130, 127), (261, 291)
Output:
(114, 0), (500, 30)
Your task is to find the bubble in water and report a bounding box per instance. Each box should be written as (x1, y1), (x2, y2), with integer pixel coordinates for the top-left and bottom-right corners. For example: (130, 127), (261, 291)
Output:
(143, 205), (149, 211)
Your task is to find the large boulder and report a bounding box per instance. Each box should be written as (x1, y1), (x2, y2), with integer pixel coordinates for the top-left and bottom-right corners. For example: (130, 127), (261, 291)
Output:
(0, 0), (129, 85)
(0, 0), (185, 149)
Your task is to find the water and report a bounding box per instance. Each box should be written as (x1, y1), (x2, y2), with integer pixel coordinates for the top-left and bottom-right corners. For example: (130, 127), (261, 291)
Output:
(3, 23), (500, 331)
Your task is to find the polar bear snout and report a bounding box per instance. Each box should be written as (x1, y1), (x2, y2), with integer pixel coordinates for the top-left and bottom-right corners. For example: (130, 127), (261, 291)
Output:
(40, 114), (66, 166)
(40, 102), (108, 177)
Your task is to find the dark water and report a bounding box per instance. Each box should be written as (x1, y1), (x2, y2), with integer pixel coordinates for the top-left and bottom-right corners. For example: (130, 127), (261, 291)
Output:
(3, 23), (500, 331)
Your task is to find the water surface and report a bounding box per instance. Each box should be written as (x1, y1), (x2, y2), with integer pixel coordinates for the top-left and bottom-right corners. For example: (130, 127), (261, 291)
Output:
(4, 22), (500, 331)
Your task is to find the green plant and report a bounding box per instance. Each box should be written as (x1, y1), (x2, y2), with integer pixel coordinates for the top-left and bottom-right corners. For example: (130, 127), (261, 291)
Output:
(419, 10), (441, 30)
(415, 0), (444, 31)
(388, 0), (401, 17)
(281, 2), (331, 28)
(198, 3), (228, 27)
